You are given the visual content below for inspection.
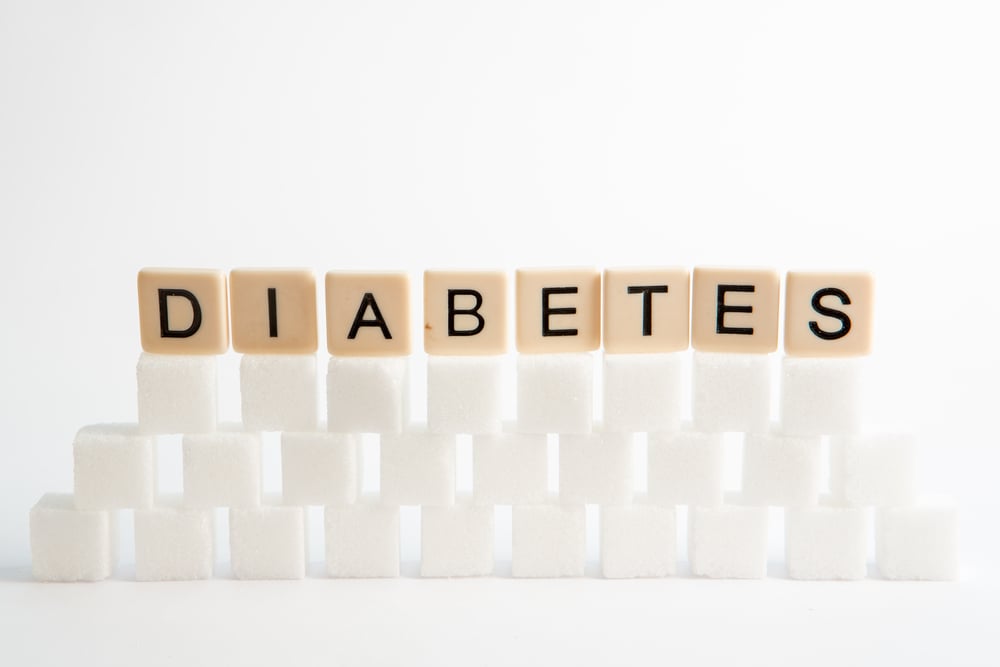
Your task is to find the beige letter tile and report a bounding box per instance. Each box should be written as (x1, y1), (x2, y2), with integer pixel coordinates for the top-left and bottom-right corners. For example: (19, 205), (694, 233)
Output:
(603, 267), (689, 354)
(516, 268), (601, 353)
(137, 268), (229, 355)
(784, 271), (874, 357)
(691, 267), (779, 354)
(326, 272), (410, 356)
(424, 270), (508, 355)
(230, 268), (317, 354)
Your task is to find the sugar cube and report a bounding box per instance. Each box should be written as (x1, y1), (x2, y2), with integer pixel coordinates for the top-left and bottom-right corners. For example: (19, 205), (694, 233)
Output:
(30, 494), (115, 582)
(602, 353), (684, 433)
(779, 356), (863, 436)
(517, 354), (593, 434)
(689, 504), (768, 579)
(472, 429), (548, 506)
(830, 433), (916, 507)
(182, 429), (261, 509)
(380, 430), (455, 506)
(240, 354), (318, 432)
(600, 502), (677, 578)
(559, 431), (633, 505)
(742, 432), (822, 507)
(876, 502), (958, 580)
(427, 355), (504, 434)
(280, 431), (358, 506)
(691, 352), (771, 433)
(647, 428), (725, 507)
(325, 501), (400, 577)
(420, 503), (494, 577)
(327, 357), (408, 433)
(785, 505), (867, 580)
(135, 497), (214, 581)
(511, 504), (586, 578)
(137, 353), (217, 434)
(229, 503), (306, 580)
(73, 424), (155, 510)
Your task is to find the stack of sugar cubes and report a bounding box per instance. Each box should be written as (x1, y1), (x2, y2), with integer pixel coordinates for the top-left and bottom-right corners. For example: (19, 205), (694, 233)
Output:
(29, 266), (958, 582)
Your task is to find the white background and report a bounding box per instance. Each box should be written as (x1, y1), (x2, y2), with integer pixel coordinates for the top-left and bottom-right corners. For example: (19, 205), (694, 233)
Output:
(1, 0), (998, 664)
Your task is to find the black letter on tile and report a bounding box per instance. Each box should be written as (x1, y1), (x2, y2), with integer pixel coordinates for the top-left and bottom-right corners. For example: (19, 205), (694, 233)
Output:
(809, 287), (852, 340)
(348, 293), (392, 339)
(267, 287), (278, 338)
(158, 288), (202, 338)
(716, 284), (755, 335)
(542, 287), (578, 337)
(448, 289), (485, 336)
(627, 285), (669, 336)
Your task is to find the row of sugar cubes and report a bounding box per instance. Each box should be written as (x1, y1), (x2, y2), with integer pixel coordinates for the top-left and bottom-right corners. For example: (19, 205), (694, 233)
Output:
(31, 351), (956, 581)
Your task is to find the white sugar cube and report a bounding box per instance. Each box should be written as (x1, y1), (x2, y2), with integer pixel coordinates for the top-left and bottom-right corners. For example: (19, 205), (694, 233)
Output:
(600, 502), (677, 578)
(229, 503), (306, 580)
(517, 354), (593, 434)
(73, 424), (155, 510)
(785, 505), (867, 580)
(742, 432), (822, 507)
(830, 433), (916, 507)
(327, 357), (408, 433)
(30, 494), (115, 582)
(559, 431), (633, 505)
(692, 352), (771, 433)
(137, 353), (217, 434)
(240, 354), (318, 432)
(472, 429), (548, 506)
(380, 430), (455, 507)
(325, 501), (400, 577)
(420, 503), (494, 577)
(183, 429), (261, 509)
(647, 428), (725, 507)
(281, 431), (358, 506)
(135, 497), (214, 581)
(779, 357), (863, 436)
(427, 356), (504, 434)
(512, 504), (586, 578)
(602, 353), (683, 433)
(876, 502), (958, 581)
(689, 505), (768, 579)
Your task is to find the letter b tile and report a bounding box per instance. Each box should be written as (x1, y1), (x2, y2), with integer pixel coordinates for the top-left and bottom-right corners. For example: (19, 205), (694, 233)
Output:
(137, 268), (229, 355)
(424, 270), (508, 355)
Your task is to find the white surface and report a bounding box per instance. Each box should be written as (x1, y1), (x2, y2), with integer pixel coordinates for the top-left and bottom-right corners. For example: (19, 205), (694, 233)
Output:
(602, 353), (684, 433)
(741, 432), (823, 507)
(240, 354), (319, 432)
(324, 502), (400, 578)
(427, 356), (504, 434)
(516, 354), (594, 434)
(280, 431), (358, 507)
(779, 357), (864, 436)
(2, 0), (1000, 662)
(136, 353), (219, 434)
(326, 357), (409, 434)
(72, 424), (155, 510)
(691, 352), (772, 433)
